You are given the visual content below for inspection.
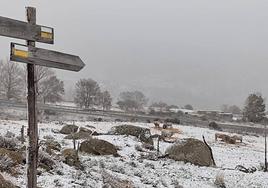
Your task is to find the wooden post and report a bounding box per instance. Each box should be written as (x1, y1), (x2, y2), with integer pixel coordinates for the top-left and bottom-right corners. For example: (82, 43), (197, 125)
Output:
(26, 7), (38, 188)
(157, 135), (160, 155)
(21, 125), (25, 144)
(265, 124), (267, 172)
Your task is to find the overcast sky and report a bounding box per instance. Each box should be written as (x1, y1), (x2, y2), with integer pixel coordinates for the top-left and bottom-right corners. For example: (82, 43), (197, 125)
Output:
(1, 0), (268, 109)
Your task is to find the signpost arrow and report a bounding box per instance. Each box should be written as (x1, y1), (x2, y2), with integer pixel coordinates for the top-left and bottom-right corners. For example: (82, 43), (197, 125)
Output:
(0, 16), (54, 44)
(10, 43), (85, 71)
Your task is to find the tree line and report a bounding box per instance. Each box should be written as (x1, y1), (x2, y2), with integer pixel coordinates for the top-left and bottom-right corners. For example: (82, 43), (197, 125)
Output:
(0, 59), (146, 112)
(0, 59), (267, 123)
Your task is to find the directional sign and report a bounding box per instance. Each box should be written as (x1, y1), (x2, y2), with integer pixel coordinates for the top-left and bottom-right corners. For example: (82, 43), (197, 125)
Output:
(10, 43), (85, 71)
(0, 16), (54, 44)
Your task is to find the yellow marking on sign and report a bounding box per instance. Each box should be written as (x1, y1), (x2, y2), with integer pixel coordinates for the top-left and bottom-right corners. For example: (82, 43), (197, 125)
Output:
(14, 49), (29, 58)
(41, 32), (53, 39)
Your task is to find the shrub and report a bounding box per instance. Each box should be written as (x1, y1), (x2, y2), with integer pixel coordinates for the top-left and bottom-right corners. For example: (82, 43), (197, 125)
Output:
(38, 150), (55, 171)
(0, 136), (17, 150)
(0, 155), (14, 171)
(214, 172), (226, 188)
(208, 122), (222, 131)
(165, 118), (180, 124)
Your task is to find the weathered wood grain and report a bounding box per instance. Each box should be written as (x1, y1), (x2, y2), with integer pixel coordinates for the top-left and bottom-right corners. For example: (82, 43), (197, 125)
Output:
(0, 16), (54, 44)
(26, 7), (38, 188)
(10, 43), (85, 71)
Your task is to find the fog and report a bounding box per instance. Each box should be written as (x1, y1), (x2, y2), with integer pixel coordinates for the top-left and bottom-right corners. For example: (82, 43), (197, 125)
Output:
(1, 0), (268, 109)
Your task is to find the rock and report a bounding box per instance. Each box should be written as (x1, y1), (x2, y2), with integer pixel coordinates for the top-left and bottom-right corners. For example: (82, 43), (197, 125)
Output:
(79, 127), (92, 133)
(59, 124), (78, 135)
(64, 127), (93, 140)
(110, 125), (153, 145)
(165, 138), (214, 166)
(79, 138), (119, 156)
(102, 170), (134, 188)
(0, 174), (17, 188)
(62, 148), (81, 168)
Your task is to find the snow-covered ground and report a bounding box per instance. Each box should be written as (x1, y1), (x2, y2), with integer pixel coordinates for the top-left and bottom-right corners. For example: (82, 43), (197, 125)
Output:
(0, 119), (267, 188)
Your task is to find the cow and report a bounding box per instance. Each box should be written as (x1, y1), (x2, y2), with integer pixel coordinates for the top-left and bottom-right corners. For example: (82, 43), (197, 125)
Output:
(215, 133), (242, 144)
(163, 122), (172, 129)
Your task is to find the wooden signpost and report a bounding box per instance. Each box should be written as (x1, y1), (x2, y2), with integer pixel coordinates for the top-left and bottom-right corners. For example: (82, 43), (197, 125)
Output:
(10, 43), (85, 71)
(0, 16), (54, 44)
(0, 7), (85, 188)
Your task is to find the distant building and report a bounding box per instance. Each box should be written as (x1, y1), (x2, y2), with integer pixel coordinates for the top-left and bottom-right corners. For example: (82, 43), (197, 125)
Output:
(219, 112), (233, 122)
(170, 108), (194, 114)
(197, 110), (233, 122)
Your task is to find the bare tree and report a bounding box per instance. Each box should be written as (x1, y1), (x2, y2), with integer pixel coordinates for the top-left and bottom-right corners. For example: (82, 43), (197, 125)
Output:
(98, 90), (112, 110)
(0, 59), (24, 100)
(35, 66), (54, 83)
(21, 65), (55, 100)
(74, 78), (101, 108)
(39, 75), (65, 104)
(117, 91), (147, 112)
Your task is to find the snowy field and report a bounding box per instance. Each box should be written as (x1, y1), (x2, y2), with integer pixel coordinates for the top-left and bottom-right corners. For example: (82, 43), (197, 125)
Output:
(0, 119), (267, 188)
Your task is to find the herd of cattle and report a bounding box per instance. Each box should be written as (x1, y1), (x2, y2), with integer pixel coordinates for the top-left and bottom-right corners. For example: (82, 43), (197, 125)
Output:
(153, 121), (243, 144)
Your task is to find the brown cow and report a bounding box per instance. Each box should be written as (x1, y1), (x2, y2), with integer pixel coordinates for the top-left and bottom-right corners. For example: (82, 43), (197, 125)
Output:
(154, 121), (160, 128)
(163, 123), (172, 129)
(215, 133), (242, 144)
(231, 135), (242, 143)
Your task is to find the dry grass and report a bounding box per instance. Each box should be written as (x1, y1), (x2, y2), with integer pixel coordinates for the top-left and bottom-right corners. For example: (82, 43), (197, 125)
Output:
(214, 172), (226, 188)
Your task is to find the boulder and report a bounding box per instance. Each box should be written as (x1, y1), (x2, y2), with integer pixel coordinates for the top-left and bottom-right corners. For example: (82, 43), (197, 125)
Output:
(110, 125), (153, 145)
(59, 124), (78, 135)
(62, 148), (81, 168)
(0, 174), (17, 188)
(79, 138), (119, 156)
(165, 138), (214, 166)
(64, 127), (93, 140)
